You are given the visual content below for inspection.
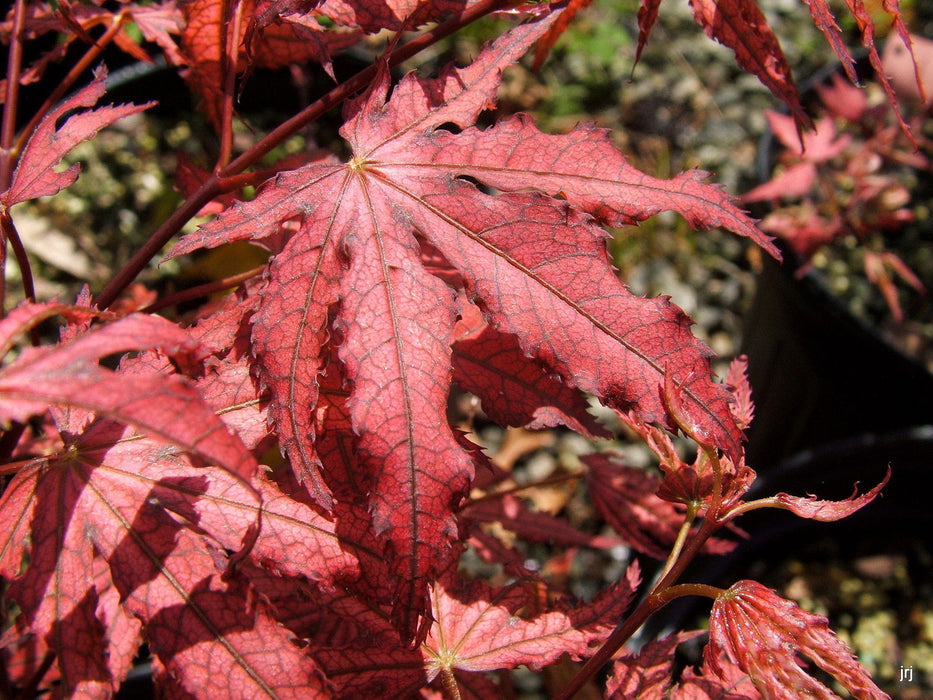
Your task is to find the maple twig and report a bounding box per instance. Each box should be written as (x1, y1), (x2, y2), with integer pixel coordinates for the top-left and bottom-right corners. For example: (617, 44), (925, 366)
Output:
(12, 11), (129, 159)
(95, 0), (515, 310)
(142, 264), (266, 314)
(217, 0), (246, 170)
(654, 501), (698, 584)
(557, 449), (729, 699)
(0, 0), (26, 191)
(96, 180), (223, 309)
(1, 210), (35, 304)
(0, 0), (26, 316)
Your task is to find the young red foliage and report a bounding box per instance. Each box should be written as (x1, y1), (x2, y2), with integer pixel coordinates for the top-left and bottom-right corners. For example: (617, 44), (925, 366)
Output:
(169, 12), (767, 642)
(707, 580), (888, 699)
(0, 0), (910, 696)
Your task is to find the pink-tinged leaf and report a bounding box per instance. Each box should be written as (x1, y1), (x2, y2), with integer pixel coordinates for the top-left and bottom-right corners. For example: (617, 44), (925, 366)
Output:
(0, 418), (254, 694)
(687, 0), (810, 130)
(774, 466), (890, 521)
(0, 312), (258, 480)
(607, 631), (705, 699)
(635, 0), (663, 67)
(740, 162), (818, 203)
(816, 73), (869, 122)
(430, 115), (778, 257)
(584, 453), (736, 557)
(424, 563), (639, 672)
(2, 68), (153, 207)
(674, 647), (761, 699)
(725, 355), (754, 431)
(17, 421), (329, 697)
(173, 9), (756, 642)
(452, 301), (608, 437)
(707, 580), (888, 699)
(173, 14), (562, 645)
(763, 111), (850, 163)
(315, 561), (641, 697)
(759, 205), (843, 260)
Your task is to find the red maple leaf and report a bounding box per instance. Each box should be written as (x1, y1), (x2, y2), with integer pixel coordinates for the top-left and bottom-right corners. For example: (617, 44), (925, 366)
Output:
(772, 466), (891, 521)
(0, 419), (339, 696)
(1, 68), (153, 207)
(312, 561), (641, 697)
(584, 453), (737, 557)
(687, 0), (810, 130)
(607, 631), (707, 699)
(706, 580), (888, 699)
(170, 12), (770, 641)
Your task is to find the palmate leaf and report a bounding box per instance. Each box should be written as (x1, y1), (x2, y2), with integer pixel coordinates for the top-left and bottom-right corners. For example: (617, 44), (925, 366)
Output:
(707, 581), (888, 699)
(170, 9), (769, 643)
(313, 561), (641, 697)
(1, 68), (153, 207)
(0, 307), (257, 479)
(0, 418), (352, 695)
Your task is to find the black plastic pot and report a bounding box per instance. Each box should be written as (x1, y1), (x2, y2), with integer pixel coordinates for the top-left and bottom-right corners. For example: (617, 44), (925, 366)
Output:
(741, 241), (933, 469)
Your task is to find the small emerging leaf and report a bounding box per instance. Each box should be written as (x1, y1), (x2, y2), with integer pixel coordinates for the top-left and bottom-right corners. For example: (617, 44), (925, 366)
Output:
(774, 467), (890, 521)
(707, 580), (888, 699)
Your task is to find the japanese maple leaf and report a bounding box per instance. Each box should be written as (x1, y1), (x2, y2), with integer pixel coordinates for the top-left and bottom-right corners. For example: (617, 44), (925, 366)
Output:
(0, 305), (257, 478)
(171, 10), (770, 642)
(312, 561), (641, 697)
(0, 421), (334, 696)
(706, 580), (888, 699)
(0, 409), (355, 695)
(687, 0), (809, 129)
(584, 453), (736, 558)
(451, 298), (608, 438)
(1, 68), (153, 207)
(607, 631), (707, 699)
